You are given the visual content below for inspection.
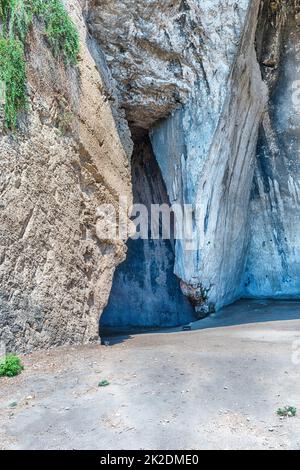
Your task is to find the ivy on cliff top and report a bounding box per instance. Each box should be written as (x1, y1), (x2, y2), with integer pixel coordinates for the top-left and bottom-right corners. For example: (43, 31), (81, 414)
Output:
(0, 37), (27, 129)
(30, 0), (80, 65)
(0, 0), (79, 129)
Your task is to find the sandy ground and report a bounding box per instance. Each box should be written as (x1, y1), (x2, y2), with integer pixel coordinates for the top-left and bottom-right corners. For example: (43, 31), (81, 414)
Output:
(0, 300), (300, 450)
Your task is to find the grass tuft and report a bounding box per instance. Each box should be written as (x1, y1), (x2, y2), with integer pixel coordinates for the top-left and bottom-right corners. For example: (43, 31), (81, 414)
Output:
(98, 380), (110, 387)
(0, 354), (24, 377)
(277, 406), (297, 418)
(31, 0), (79, 65)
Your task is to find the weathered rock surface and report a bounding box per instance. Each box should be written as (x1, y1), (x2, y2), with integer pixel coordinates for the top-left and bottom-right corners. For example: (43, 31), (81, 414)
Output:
(2, 0), (300, 352)
(150, 0), (268, 311)
(94, 0), (300, 314)
(0, 0), (132, 352)
(244, 0), (300, 298)
(90, 0), (269, 314)
(87, 0), (209, 130)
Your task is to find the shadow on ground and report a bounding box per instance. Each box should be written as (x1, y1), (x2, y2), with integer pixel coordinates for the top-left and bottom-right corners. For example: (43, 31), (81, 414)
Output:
(101, 299), (300, 345)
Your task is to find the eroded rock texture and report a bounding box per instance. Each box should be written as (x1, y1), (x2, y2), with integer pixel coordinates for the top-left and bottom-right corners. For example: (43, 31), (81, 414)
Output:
(0, 1), (132, 352)
(89, 0), (269, 315)
(87, 0), (205, 130)
(151, 0), (268, 312)
(2, 0), (300, 351)
(244, 0), (300, 298)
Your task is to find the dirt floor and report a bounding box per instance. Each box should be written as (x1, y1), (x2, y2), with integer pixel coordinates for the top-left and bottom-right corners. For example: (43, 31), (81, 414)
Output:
(0, 300), (300, 450)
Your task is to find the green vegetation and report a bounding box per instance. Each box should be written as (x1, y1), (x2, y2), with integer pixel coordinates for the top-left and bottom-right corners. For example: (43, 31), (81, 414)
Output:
(0, 0), (79, 129)
(9, 401), (18, 407)
(0, 37), (27, 128)
(44, 0), (79, 65)
(277, 406), (297, 418)
(98, 380), (110, 387)
(0, 354), (24, 377)
(30, 0), (80, 65)
(0, 0), (32, 42)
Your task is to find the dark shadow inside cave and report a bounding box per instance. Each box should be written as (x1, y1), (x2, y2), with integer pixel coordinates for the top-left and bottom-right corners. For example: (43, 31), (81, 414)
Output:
(100, 134), (195, 334)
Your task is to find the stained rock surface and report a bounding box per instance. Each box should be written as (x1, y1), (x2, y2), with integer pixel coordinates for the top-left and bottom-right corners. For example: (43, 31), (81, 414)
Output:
(150, 0), (268, 311)
(245, 0), (300, 299)
(87, 0), (206, 130)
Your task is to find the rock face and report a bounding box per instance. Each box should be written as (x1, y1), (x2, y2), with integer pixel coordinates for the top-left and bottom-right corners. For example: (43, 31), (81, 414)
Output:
(87, 0), (205, 131)
(150, 0), (268, 312)
(0, 1), (132, 352)
(90, 0), (269, 314)
(100, 137), (195, 330)
(93, 0), (300, 316)
(244, 0), (300, 298)
(2, 0), (300, 352)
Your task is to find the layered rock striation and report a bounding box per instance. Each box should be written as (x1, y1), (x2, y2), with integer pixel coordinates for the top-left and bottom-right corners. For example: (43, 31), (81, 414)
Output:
(0, 0), (132, 352)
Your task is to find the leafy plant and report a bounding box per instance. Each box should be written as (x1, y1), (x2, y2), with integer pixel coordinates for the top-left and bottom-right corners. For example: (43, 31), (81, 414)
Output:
(0, 0), (79, 129)
(9, 401), (18, 407)
(1, 0), (32, 41)
(98, 380), (110, 387)
(43, 1), (79, 65)
(0, 354), (24, 377)
(277, 406), (297, 418)
(0, 37), (27, 128)
(29, 0), (47, 15)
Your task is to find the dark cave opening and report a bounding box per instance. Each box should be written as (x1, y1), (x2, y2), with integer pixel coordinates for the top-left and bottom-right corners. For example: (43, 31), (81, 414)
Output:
(100, 133), (195, 334)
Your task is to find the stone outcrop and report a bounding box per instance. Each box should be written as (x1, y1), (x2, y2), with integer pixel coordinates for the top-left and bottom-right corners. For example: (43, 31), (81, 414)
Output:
(0, 0), (132, 352)
(87, 0), (206, 131)
(1, 0), (300, 351)
(150, 0), (268, 312)
(90, 0), (269, 314)
(244, 0), (300, 298)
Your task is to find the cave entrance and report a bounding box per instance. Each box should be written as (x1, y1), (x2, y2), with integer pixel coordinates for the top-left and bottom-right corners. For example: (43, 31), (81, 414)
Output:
(100, 133), (195, 334)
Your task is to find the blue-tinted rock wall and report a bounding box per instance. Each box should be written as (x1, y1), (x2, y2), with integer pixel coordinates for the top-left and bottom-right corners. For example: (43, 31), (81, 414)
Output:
(244, 1), (300, 298)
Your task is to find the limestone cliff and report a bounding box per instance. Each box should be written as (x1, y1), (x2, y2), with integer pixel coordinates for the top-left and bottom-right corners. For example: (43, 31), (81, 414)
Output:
(91, 0), (300, 321)
(89, 0), (269, 317)
(0, 0), (132, 352)
(245, 0), (300, 299)
(150, 0), (268, 312)
(1, 0), (300, 350)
